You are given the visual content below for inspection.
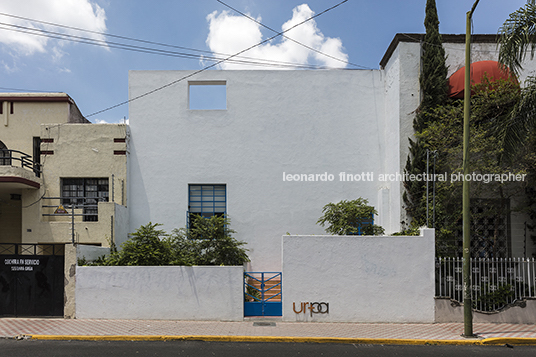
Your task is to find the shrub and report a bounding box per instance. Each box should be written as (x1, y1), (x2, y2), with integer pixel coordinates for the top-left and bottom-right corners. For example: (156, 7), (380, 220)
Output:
(105, 222), (171, 266)
(169, 215), (249, 266)
(317, 198), (385, 235)
(94, 217), (249, 266)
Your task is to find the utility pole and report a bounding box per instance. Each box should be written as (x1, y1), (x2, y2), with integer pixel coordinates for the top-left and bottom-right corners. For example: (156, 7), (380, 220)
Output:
(463, 0), (480, 338)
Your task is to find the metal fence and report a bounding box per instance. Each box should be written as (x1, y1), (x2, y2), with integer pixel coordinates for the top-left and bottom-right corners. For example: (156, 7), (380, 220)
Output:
(436, 257), (536, 312)
(0, 149), (41, 176)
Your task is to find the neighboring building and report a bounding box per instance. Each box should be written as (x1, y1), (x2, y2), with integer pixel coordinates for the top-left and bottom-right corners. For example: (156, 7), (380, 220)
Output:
(128, 34), (536, 271)
(0, 93), (129, 248)
(381, 34), (536, 258)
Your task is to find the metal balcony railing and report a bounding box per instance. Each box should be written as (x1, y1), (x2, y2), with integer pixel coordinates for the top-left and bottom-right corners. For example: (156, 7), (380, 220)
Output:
(42, 196), (109, 222)
(0, 149), (41, 177)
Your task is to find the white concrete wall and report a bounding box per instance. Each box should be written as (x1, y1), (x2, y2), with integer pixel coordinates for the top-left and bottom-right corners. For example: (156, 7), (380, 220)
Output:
(129, 70), (403, 271)
(75, 266), (244, 321)
(281, 229), (435, 323)
(127, 37), (536, 273)
(382, 41), (422, 228)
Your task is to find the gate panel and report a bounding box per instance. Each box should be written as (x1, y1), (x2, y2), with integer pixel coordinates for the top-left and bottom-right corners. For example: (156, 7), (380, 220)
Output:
(0, 244), (64, 317)
(244, 272), (282, 317)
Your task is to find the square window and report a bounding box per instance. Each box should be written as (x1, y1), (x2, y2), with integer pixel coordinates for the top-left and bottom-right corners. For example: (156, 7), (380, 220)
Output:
(188, 184), (226, 227)
(188, 81), (226, 110)
(61, 178), (109, 222)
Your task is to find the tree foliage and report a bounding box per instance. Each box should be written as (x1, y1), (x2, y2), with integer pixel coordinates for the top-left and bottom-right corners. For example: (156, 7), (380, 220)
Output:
(93, 216), (249, 266)
(420, 0), (448, 109)
(497, 1), (536, 161)
(169, 215), (249, 266)
(104, 222), (171, 266)
(317, 198), (385, 236)
(403, 0), (449, 225)
(411, 79), (535, 256)
(498, 0), (536, 77)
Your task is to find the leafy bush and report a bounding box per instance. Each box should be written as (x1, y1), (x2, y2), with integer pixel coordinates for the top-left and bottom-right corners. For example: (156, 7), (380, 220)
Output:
(317, 198), (385, 236)
(169, 215), (249, 266)
(392, 226), (421, 236)
(473, 284), (514, 312)
(105, 222), (172, 266)
(92, 217), (249, 266)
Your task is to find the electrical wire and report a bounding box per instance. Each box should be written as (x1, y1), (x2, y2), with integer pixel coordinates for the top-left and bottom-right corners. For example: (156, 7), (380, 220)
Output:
(216, 0), (371, 70)
(0, 12), (341, 70)
(0, 86), (55, 93)
(0, 22), (330, 70)
(86, 0), (351, 118)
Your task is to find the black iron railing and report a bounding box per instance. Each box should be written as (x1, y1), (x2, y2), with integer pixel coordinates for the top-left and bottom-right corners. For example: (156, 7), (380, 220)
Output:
(42, 196), (109, 222)
(0, 149), (41, 177)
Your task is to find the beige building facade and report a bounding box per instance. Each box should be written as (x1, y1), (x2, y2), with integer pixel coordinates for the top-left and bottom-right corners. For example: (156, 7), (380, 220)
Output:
(0, 93), (129, 248)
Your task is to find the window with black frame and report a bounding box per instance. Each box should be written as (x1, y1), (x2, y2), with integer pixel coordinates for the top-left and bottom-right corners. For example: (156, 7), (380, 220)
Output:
(0, 140), (11, 166)
(61, 178), (109, 221)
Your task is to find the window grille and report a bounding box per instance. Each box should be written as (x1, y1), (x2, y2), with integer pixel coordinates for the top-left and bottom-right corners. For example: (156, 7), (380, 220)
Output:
(188, 184), (226, 227)
(62, 178), (109, 221)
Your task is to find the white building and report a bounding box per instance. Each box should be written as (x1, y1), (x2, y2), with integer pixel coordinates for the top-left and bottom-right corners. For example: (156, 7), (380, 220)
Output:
(128, 34), (536, 271)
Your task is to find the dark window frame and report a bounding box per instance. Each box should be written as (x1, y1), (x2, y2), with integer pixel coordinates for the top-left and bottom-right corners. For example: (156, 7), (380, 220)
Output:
(61, 178), (109, 222)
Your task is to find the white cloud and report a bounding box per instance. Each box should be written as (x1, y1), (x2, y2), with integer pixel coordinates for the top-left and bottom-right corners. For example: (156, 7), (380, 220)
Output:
(93, 117), (128, 125)
(0, 0), (107, 56)
(205, 4), (348, 70)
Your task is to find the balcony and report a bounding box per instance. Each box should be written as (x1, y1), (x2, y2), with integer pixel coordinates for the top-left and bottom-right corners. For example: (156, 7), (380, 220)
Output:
(0, 149), (42, 190)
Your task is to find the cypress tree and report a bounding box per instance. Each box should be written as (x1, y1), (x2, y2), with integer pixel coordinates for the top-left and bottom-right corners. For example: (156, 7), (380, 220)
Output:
(420, 0), (448, 111)
(403, 0), (448, 225)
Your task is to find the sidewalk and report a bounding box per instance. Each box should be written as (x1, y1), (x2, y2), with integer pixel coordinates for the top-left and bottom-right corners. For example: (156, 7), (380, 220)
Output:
(1, 318), (536, 345)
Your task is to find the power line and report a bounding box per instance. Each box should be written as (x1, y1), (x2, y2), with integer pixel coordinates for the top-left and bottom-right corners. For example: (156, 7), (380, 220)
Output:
(0, 12), (339, 70)
(0, 86), (55, 93)
(0, 22), (331, 70)
(216, 0), (371, 70)
(86, 0), (351, 117)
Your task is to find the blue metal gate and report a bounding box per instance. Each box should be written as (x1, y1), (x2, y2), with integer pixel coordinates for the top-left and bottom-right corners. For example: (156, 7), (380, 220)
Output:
(244, 272), (282, 317)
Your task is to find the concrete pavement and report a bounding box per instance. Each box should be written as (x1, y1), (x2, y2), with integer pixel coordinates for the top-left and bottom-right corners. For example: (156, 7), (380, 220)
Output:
(1, 318), (536, 345)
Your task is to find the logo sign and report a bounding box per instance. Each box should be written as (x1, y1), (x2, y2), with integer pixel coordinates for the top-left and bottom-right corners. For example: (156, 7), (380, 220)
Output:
(293, 302), (329, 317)
(54, 205), (68, 214)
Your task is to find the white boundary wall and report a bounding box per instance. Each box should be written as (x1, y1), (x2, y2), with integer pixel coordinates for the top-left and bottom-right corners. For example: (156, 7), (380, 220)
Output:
(75, 266), (244, 321)
(282, 229), (435, 323)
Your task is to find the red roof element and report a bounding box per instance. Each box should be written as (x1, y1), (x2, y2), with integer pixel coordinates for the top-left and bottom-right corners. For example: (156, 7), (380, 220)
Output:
(448, 60), (517, 99)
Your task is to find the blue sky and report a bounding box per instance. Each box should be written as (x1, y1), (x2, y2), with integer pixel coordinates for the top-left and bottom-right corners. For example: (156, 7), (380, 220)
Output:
(0, 0), (529, 123)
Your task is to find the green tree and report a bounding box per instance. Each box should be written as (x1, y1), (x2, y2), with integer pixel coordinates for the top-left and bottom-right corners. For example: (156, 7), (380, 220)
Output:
(105, 222), (172, 266)
(403, 0), (449, 226)
(498, 0), (536, 77)
(169, 215), (250, 266)
(497, 0), (536, 161)
(317, 198), (385, 236)
(420, 0), (449, 110)
(415, 79), (535, 256)
(95, 217), (249, 266)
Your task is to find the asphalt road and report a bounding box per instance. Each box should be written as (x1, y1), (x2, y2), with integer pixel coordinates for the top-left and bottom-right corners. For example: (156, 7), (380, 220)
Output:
(1, 339), (535, 357)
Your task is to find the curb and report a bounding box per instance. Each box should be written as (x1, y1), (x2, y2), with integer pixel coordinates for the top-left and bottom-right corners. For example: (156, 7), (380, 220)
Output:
(23, 335), (536, 345)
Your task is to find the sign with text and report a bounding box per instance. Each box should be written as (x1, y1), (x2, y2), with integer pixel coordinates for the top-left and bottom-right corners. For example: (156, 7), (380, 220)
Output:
(3, 258), (41, 271)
